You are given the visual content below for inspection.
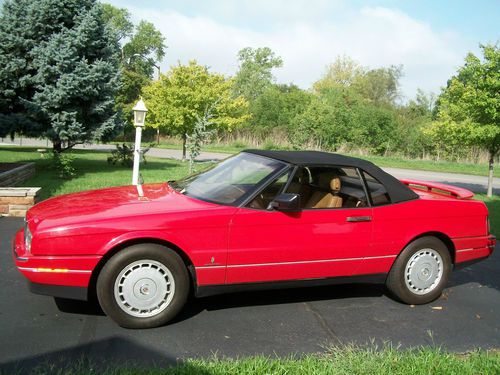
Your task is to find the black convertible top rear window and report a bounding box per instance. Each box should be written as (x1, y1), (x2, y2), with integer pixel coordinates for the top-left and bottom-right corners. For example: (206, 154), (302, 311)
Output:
(243, 149), (418, 204)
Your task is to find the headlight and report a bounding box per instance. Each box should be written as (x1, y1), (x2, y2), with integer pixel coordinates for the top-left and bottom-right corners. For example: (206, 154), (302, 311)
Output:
(24, 220), (32, 253)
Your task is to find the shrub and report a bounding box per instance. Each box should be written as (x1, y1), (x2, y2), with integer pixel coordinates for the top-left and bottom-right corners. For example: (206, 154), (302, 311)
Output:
(107, 143), (152, 167)
(108, 143), (134, 167)
(53, 153), (76, 179)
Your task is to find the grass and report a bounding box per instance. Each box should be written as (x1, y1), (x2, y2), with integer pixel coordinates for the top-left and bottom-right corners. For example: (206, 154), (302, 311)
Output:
(350, 154), (492, 177)
(122, 140), (494, 176)
(0, 146), (194, 201)
(154, 141), (247, 154)
(475, 194), (500, 237)
(7, 346), (500, 374)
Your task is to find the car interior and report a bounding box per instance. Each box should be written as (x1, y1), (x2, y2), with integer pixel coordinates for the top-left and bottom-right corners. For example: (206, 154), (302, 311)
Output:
(247, 166), (388, 210)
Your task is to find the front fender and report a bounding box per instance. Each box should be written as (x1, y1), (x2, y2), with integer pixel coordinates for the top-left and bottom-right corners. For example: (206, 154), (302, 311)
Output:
(100, 230), (192, 258)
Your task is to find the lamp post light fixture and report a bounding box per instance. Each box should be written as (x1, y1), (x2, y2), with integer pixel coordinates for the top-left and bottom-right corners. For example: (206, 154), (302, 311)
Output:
(132, 98), (148, 186)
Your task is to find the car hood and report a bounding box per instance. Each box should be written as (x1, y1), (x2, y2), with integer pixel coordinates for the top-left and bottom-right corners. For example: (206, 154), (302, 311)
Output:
(27, 183), (219, 232)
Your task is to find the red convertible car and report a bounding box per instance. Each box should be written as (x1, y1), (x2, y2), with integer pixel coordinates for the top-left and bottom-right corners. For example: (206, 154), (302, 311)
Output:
(13, 150), (495, 328)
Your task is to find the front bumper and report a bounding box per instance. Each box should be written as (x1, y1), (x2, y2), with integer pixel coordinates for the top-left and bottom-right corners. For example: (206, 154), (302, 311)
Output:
(13, 229), (101, 300)
(29, 281), (88, 301)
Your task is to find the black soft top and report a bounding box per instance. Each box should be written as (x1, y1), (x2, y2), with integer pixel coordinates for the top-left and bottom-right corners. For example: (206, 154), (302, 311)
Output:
(244, 149), (418, 204)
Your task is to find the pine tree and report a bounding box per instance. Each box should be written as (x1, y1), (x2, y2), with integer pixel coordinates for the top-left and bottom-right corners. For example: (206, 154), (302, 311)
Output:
(0, 0), (121, 152)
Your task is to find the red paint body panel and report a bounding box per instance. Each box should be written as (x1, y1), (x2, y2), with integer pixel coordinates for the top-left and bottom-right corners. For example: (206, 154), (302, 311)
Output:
(20, 183), (236, 286)
(226, 207), (372, 283)
(400, 179), (475, 199)
(12, 177), (493, 294)
(13, 230), (99, 287)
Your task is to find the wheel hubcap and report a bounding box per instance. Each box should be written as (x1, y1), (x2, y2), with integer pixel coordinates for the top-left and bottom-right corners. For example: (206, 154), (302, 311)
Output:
(405, 249), (443, 295)
(114, 260), (175, 318)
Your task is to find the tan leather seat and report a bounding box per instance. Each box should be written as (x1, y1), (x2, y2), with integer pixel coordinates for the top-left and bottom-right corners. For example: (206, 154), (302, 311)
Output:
(306, 176), (343, 209)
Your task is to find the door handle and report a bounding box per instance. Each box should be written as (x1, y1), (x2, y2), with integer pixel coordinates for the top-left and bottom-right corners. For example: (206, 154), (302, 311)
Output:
(347, 216), (372, 222)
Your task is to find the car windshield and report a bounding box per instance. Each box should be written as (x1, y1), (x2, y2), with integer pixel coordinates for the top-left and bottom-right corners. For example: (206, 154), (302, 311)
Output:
(170, 153), (287, 205)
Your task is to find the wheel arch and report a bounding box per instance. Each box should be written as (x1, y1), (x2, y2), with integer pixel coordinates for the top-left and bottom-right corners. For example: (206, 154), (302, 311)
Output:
(403, 231), (456, 264)
(88, 237), (197, 301)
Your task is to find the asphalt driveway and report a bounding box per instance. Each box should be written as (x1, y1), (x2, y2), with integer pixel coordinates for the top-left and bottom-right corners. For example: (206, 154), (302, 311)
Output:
(1, 217), (499, 373)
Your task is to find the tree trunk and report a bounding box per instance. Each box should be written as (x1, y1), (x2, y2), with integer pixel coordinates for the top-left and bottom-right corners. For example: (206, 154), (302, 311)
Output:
(182, 133), (187, 160)
(53, 139), (62, 154)
(156, 128), (160, 145)
(487, 152), (494, 198)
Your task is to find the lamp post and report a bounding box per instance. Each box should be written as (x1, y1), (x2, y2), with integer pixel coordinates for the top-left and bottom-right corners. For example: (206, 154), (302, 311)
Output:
(132, 98), (148, 186)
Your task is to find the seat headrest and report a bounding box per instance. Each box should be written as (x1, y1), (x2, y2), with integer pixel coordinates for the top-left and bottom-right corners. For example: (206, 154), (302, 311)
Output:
(296, 168), (309, 184)
(330, 177), (341, 192)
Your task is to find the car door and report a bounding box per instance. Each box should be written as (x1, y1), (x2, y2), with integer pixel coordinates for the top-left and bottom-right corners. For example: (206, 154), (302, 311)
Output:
(226, 165), (373, 284)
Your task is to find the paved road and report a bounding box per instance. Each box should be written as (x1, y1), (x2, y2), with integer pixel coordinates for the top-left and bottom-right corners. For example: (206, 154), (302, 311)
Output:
(0, 217), (498, 373)
(2, 137), (498, 194)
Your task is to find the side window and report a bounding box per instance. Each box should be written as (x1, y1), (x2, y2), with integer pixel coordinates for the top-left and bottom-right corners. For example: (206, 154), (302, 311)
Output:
(362, 171), (391, 206)
(246, 172), (290, 210)
(284, 166), (368, 209)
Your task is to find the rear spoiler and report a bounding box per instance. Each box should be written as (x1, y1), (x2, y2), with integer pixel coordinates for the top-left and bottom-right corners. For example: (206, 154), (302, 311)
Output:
(400, 179), (474, 199)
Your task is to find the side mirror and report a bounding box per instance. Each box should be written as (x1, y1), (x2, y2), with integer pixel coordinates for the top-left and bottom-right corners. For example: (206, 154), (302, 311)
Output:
(269, 193), (300, 211)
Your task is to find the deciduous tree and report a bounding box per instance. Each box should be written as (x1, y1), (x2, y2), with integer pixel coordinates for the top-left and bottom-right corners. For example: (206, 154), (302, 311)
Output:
(143, 61), (249, 159)
(103, 4), (165, 130)
(233, 47), (283, 101)
(249, 84), (313, 138)
(313, 56), (363, 92)
(433, 44), (499, 196)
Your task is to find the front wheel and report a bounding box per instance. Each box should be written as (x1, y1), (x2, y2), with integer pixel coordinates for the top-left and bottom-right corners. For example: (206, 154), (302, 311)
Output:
(97, 244), (189, 328)
(386, 236), (451, 304)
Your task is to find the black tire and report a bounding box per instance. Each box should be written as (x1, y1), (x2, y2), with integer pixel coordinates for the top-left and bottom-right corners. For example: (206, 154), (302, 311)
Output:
(386, 236), (451, 305)
(96, 243), (189, 328)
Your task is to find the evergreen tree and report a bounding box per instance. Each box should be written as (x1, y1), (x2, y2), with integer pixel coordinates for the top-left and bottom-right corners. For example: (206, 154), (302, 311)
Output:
(0, 0), (121, 152)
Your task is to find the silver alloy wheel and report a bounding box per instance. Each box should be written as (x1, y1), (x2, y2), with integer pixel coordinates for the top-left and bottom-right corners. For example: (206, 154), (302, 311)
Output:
(114, 259), (175, 318)
(404, 248), (443, 295)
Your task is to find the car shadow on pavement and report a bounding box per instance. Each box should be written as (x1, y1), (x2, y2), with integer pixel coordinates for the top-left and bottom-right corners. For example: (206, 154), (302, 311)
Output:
(52, 283), (387, 324)
(53, 244), (499, 325)
(53, 297), (105, 316)
(449, 265), (500, 292)
(448, 243), (499, 292)
(0, 336), (207, 374)
(171, 283), (387, 324)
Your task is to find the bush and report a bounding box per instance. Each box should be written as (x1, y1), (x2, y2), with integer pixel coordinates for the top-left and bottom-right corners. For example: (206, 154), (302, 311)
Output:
(53, 153), (76, 179)
(107, 143), (152, 167)
(108, 143), (134, 167)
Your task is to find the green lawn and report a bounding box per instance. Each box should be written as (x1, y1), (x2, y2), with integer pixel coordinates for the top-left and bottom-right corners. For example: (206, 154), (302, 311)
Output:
(129, 141), (494, 176)
(351, 154), (492, 177)
(0, 147), (193, 200)
(474, 194), (500, 237)
(13, 346), (500, 375)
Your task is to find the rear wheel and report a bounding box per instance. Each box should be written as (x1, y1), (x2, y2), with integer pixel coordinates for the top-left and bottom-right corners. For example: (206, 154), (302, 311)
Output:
(97, 244), (189, 328)
(386, 236), (451, 304)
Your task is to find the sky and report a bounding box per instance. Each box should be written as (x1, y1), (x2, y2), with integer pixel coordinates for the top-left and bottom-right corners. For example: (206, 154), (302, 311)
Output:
(32, 1), (500, 100)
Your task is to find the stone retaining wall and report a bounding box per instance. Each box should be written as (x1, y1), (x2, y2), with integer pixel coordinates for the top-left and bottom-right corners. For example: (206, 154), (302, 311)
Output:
(0, 188), (41, 217)
(0, 163), (36, 187)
